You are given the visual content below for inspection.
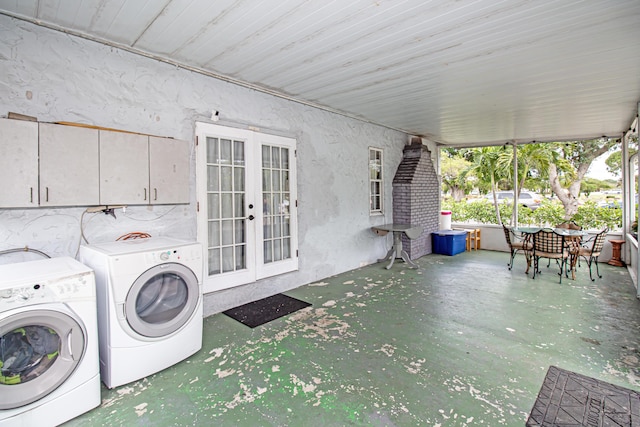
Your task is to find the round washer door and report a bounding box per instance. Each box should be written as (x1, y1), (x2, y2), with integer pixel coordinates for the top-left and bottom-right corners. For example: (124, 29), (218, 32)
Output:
(0, 308), (86, 410)
(125, 263), (200, 338)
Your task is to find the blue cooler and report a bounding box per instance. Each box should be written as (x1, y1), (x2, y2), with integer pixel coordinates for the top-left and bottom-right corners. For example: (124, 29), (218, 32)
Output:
(432, 230), (467, 256)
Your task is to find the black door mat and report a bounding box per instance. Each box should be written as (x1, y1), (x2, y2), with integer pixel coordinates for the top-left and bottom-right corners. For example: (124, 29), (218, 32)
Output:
(222, 293), (311, 328)
(527, 365), (640, 426)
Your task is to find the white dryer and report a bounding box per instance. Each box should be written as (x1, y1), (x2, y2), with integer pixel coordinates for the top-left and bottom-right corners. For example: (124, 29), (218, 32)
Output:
(0, 257), (100, 427)
(78, 237), (203, 389)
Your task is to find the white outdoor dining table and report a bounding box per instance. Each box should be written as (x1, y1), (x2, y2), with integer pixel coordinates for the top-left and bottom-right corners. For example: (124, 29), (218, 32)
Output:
(371, 224), (423, 269)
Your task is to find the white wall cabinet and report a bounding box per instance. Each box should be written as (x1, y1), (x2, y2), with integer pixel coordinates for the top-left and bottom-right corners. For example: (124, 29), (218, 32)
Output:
(39, 123), (100, 206)
(100, 131), (189, 205)
(0, 119), (188, 208)
(149, 136), (190, 204)
(0, 119), (38, 208)
(0, 119), (99, 207)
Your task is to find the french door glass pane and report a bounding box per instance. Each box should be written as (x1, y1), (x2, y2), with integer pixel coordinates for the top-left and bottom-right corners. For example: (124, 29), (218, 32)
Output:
(264, 241), (272, 263)
(220, 139), (232, 164)
(221, 220), (234, 245)
(208, 248), (221, 275)
(206, 138), (218, 163)
(208, 221), (220, 247)
(207, 166), (219, 191)
(207, 194), (219, 219)
(222, 247), (234, 272)
(235, 245), (245, 270)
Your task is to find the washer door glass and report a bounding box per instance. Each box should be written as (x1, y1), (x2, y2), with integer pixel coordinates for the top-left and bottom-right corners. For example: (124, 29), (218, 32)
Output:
(0, 309), (85, 410)
(125, 263), (200, 338)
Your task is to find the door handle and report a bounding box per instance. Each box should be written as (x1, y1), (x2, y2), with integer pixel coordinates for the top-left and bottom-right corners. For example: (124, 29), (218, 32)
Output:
(248, 215), (255, 221)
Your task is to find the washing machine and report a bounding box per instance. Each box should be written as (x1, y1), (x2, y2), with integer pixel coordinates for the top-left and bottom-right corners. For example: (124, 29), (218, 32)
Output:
(0, 257), (100, 427)
(78, 237), (203, 389)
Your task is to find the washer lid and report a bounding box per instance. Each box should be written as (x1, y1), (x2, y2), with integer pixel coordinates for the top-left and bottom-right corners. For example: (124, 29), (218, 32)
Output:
(81, 237), (196, 256)
(0, 257), (92, 290)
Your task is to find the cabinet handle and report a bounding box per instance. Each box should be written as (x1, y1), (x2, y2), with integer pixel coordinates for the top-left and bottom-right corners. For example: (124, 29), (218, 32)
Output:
(46, 187), (49, 202)
(29, 187), (33, 203)
(144, 188), (147, 201)
(154, 188), (157, 201)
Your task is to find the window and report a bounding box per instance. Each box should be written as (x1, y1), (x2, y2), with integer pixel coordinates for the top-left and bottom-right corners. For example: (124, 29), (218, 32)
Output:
(369, 148), (383, 214)
(196, 123), (298, 293)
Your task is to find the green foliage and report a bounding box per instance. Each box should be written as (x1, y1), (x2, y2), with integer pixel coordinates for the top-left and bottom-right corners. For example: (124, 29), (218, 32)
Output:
(442, 199), (621, 231)
(606, 149), (637, 176)
(581, 177), (616, 195)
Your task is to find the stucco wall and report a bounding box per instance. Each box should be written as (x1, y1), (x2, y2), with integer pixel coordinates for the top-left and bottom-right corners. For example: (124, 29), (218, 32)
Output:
(0, 16), (408, 315)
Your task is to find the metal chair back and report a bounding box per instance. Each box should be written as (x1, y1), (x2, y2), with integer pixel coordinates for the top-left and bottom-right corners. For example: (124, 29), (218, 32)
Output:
(533, 229), (566, 258)
(502, 223), (531, 271)
(589, 228), (608, 255)
(532, 228), (569, 283)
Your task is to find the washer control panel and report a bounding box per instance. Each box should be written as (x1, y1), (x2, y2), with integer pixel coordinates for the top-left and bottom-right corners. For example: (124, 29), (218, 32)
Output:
(0, 271), (95, 309)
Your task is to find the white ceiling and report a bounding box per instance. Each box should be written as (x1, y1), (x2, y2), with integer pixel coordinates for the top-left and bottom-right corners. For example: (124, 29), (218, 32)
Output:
(1, 0), (639, 146)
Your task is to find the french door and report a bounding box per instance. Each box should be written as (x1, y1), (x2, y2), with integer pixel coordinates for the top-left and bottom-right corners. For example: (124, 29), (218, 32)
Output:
(196, 123), (298, 293)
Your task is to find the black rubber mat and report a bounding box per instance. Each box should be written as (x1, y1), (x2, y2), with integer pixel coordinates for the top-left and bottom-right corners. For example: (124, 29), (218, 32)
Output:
(222, 293), (311, 328)
(527, 365), (640, 426)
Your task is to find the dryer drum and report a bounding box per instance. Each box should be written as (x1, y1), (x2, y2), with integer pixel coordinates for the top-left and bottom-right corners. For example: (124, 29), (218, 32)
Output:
(125, 262), (200, 338)
(136, 273), (188, 324)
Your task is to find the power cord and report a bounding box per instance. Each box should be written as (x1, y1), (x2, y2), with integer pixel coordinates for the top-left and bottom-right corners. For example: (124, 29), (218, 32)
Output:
(116, 232), (152, 241)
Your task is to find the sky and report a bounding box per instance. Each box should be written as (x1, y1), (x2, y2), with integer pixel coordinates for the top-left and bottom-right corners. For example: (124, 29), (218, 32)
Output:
(586, 153), (618, 181)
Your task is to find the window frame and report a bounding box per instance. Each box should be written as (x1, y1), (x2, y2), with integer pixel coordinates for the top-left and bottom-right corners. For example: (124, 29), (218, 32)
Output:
(369, 147), (384, 215)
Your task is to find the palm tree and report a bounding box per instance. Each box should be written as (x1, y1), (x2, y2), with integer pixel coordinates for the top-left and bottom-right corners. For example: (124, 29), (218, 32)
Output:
(466, 146), (508, 224)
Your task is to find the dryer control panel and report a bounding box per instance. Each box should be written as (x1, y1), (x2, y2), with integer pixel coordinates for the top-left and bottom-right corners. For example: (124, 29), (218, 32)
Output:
(145, 245), (202, 264)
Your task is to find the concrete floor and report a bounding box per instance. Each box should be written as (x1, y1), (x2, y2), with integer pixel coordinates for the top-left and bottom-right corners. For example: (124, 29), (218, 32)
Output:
(64, 250), (640, 426)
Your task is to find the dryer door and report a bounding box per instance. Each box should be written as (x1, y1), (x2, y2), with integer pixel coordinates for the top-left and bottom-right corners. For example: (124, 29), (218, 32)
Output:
(125, 263), (200, 338)
(0, 308), (86, 410)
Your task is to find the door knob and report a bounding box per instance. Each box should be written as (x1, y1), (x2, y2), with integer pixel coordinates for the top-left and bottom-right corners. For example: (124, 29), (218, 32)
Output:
(248, 215), (255, 220)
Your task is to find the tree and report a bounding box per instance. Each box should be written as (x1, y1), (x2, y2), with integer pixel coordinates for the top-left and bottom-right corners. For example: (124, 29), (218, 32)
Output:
(441, 155), (474, 201)
(581, 177), (616, 195)
(548, 138), (620, 219)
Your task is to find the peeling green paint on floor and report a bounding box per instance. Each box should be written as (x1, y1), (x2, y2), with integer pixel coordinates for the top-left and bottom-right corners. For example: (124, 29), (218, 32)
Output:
(65, 251), (640, 426)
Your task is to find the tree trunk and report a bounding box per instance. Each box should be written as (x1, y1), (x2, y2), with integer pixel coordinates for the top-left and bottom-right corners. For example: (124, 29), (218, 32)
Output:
(491, 176), (503, 225)
(549, 164), (580, 218)
(451, 187), (466, 202)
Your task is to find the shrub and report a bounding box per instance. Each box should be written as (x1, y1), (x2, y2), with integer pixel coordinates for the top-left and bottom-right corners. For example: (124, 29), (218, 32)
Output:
(442, 199), (621, 231)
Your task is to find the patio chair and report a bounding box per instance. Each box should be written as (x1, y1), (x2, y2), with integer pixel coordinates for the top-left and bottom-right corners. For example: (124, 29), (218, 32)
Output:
(532, 228), (570, 283)
(502, 224), (532, 271)
(554, 221), (583, 270)
(575, 228), (608, 281)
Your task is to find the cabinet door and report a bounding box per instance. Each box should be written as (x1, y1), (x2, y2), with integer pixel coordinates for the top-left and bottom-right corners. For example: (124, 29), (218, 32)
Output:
(0, 119), (38, 207)
(39, 123), (100, 206)
(100, 131), (149, 205)
(149, 136), (190, 204)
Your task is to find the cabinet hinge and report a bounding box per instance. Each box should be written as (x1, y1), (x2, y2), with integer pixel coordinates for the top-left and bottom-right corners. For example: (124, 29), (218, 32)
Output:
(295, 200), (298, 208)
